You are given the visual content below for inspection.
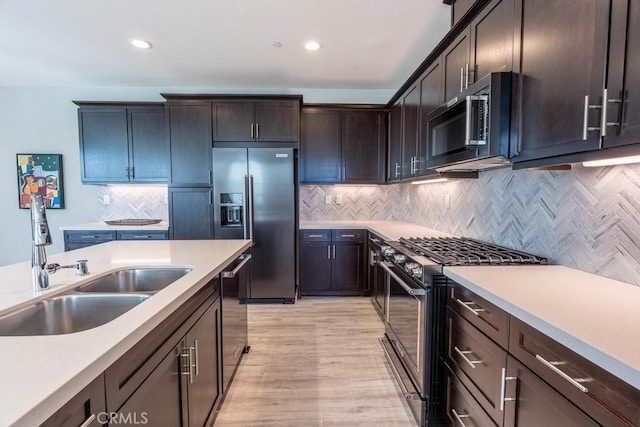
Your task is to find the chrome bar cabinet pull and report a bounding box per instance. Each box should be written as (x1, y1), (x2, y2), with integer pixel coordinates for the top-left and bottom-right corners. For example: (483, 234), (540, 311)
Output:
(455, 298), (486, 316)
(535, 354), (590, 393)
(500, 368), (518, 411)
(79, 414), (97, 427)
(454, 346), (482, 369)
(451, 408), (470, 426)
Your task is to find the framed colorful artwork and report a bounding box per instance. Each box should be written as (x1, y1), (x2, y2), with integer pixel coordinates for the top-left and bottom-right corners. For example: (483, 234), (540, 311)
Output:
(16, 153), (65, 209)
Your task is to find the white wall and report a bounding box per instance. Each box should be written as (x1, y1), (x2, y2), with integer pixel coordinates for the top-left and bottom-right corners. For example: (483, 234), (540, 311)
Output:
(0, 85), (394, 266)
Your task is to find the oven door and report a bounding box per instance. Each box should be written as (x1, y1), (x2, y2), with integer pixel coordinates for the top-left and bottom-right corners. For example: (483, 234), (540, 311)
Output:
(381, 261), (427, 396)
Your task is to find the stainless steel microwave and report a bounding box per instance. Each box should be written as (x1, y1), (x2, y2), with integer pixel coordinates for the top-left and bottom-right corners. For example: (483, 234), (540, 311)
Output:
(426, 72), (513, 171)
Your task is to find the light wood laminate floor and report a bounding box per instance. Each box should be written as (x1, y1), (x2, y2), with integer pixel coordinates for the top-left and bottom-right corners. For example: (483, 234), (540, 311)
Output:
(215, 297), (416, 426)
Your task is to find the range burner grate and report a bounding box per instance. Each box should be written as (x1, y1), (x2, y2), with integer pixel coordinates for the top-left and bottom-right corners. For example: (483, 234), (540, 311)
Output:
(399, 237), (548, 266)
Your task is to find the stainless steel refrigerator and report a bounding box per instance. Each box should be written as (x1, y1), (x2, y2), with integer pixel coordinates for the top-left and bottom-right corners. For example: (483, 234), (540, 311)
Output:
(213, 147), (296, 302)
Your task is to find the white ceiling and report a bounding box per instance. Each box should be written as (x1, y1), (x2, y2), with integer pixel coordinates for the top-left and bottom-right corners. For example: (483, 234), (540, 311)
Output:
(0, 0), (451, 91)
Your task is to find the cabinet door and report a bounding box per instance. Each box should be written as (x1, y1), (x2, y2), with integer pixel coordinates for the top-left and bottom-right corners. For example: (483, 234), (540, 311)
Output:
(212, 101), (254, 142)
(342, 110), (385, 183)
(168, 188), (213, 240)
(185, 298), (222, 427)
(418, 59), (444, 175)
(300, 109), (341, 183)
(443, 29), (471, 101)
(168, 102), (213, 186)
(452, 0), (476, 26)
(388, 103), (403, 181)
(255, 101), (299, 142)
(117, 346), (185, 427)
(504, 356), (599, 426)
(402, 84), (420, 178)
(513, 0), (610, 163)
(128, 107), (167, 182)
(299, 242), (333, 294)
(469, 0), (515, 84)
(41, 374), (106, 427)
(445, 367), (498, 427)
(605, 1), (640, 149)
(332, 242), (364, 292)
(78, 108), (129, 183)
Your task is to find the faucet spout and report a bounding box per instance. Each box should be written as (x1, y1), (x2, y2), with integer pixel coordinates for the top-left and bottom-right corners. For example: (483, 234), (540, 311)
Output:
(30, 194), (51, 291)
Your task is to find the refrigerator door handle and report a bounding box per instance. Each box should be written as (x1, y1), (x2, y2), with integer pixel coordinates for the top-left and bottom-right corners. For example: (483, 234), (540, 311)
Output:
(243, 175), (249, 240)
(248, 175), (255, 246)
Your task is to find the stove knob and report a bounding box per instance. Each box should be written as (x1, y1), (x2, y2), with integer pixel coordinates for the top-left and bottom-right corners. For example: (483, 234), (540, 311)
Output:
(411, 266), (423, 279)
(405, 262), (418, 275)
(393, 254), (407, 264)
(381, 246), (396, 257)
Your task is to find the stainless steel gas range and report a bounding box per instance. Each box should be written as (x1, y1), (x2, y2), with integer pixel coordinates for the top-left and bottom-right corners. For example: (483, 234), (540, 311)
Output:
(379, 236), (547, 426)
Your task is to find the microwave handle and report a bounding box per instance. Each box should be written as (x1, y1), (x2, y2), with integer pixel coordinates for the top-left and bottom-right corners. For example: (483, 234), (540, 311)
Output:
(465, 95), (489, 146)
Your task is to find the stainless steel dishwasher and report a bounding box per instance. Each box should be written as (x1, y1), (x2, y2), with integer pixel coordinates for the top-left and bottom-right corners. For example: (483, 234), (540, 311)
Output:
(220, 252), (252, 393)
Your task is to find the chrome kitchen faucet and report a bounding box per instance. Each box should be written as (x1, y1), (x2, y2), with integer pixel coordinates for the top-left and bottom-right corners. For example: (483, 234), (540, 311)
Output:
(30, 194), (52, 290)
(30, 194), (88, 291)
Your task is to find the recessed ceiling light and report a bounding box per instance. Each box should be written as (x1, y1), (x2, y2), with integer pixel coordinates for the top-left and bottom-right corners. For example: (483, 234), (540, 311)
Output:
(304, 40), (322, 51)
(129, 38), (152, 49)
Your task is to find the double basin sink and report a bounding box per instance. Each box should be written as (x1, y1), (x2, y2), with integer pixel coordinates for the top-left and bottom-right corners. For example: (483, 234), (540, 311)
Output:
(0, 267), (192, 336)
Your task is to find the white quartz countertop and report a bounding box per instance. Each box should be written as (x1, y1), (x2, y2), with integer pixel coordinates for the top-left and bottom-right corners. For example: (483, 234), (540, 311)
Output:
(445, 265), (640, 390)
(0, 239), (250, 427)
(59, 221), (169, 231)
(299, 220), (452, 241)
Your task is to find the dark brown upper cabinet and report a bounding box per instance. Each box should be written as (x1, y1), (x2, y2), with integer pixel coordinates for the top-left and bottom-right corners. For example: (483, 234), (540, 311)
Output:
(76, 104), (167, 184)
(387, 102), (403, 182)
(442, 0), (515, 102)
(600, 1), (640, 151)
(300, 107), (385, 184)
(418, 59), (445, 175)
(451, 0), (477, 26)
(166, 101), (213, 187)
(300, 109), (341, 183)
(402, 84), (421, 179)
(342, 110), (386, 183)
(511, 0), (614, 166)
(212, 100), (299, 143)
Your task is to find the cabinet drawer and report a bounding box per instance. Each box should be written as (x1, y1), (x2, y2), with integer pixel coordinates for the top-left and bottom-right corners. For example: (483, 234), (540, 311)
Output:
(41, 374), (105, 427)
(331, 229), (364, 242)
(446, 307), (507, 425)
(445, 366), (498, 427)
(300, 229), (331, 242)
(117, 230), (168, 240)
(64, 230), (116, 243)
(509, 317), (639, 426)
(448, 281), (510, 349)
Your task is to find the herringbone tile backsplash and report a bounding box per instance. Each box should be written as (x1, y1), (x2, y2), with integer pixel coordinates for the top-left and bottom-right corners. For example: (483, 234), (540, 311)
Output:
(98, 185), (169, 221)
(301, 163), (640, 286)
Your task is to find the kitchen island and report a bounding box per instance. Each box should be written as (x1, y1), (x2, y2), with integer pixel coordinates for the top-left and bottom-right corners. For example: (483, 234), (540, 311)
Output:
(0, 239), (250, 427)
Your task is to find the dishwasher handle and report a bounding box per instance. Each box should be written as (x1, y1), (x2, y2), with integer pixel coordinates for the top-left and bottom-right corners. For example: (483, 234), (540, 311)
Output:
(221, 254), (252, 279)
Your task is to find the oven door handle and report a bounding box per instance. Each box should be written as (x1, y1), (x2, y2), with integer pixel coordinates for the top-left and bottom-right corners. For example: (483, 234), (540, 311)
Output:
(381, 262), (426, 296)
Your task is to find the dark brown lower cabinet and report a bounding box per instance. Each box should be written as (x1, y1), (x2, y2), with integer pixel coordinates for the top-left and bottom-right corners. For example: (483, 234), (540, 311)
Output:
(445, 367), (497, 427)
(111, 285), (221, 427)
(116, 346), (184, 426)
(503, 356), (599, 426)
(299, 229), (365, 296)
(184, 299), (222, 427)
(42, 279), (224, 427)
(41, 374), (106, 427)
(299, 241), (333, 293)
